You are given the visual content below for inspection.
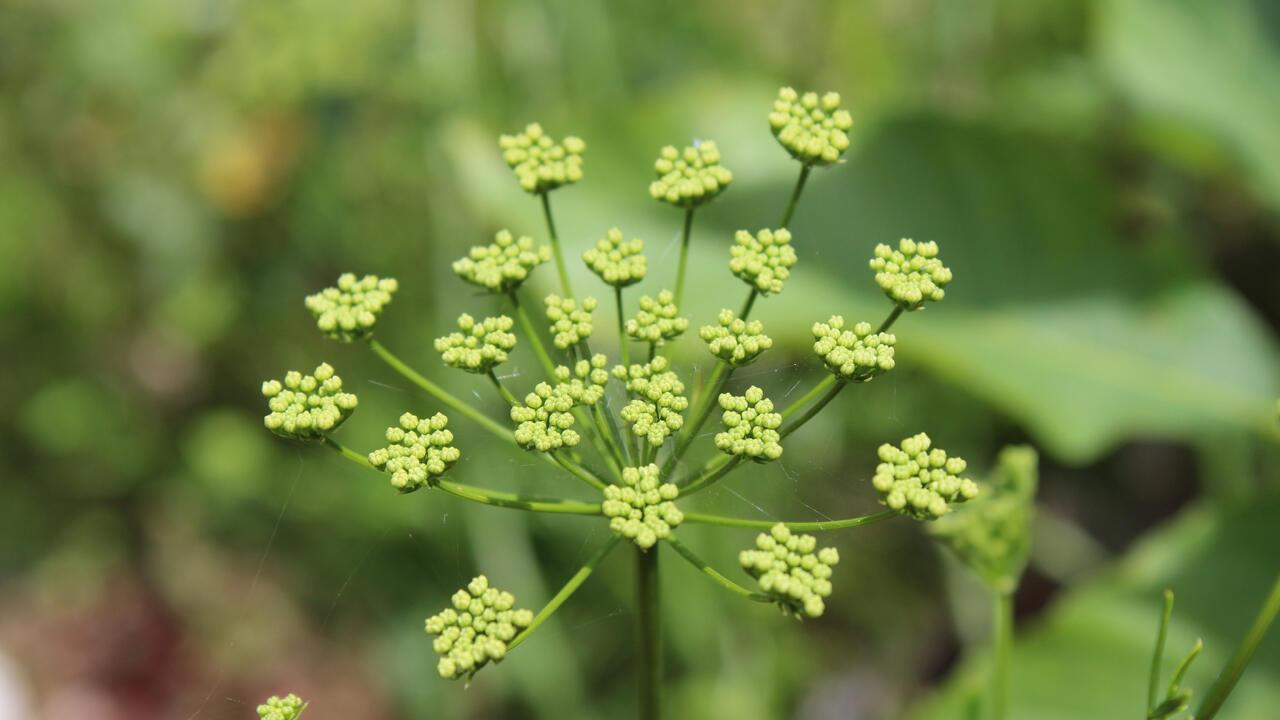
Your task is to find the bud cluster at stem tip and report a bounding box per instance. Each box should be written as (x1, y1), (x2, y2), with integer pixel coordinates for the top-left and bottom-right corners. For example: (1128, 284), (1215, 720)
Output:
(305, 273), (398, 342)
(873, 433), (978, 520)
(730, 228), (796, 295)
(425, 575), (534, 680)
(650, 141), (733, 207)
(545, 295), (597, 349)
(626, 290), (688, 346)
(257, 694), (306, 720)
(434, 314), (517, 374)
(716, 386), (783, 461)
(769, 87), (853, 166)
(740, 523), (839, 619)
(499, 123), (584, 194)
(869, 238), (952, 310)
(614, 356), (688, 446)
(700, 309), (772, 366)
(511, 382), (580, 451)
(368, 412), (460, 492)
(453, 229), (551, 293)
(811, 316), (896, 382)
(262, 363), (357, 441)
(583, 227), (647, 288)
(602, 464), (683, 549)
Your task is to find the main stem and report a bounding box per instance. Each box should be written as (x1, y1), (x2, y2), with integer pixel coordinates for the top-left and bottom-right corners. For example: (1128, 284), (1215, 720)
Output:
(674, 207), (695, 309)
(778, 164), (812, 229)
(987, 590), (1013, 720)
(540, 191), (573, 297)
(1195, 570), (1280, 720)
(636, 547), (660, 720)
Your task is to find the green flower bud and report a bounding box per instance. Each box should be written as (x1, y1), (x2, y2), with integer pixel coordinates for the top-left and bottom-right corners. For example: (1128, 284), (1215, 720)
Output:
(304, 273), (398, 342)
(729, 228), (796, 296)
(424, 576), (534, 680)
(811, 316), (896, 381)
(613, 356), (688, 447)
(739, 523), (839, 619)
(511, 382), (581, 452)
(928, 446), (1037, 594)
(868, 238), (952, 310)
(716, 386), (783, 462)
(551, 354), (610, 406)
(649, 141), (733, 207)
(872, 433), (979, 520)
(368, 412), (461, 492)
(257, 694), (307, 720)
(453, 229), (552, 293)
(626, 290), (689, 346)
(262, 363), (357, 441)
(768, 87), (853, 166)
(434, 314), (517, 374)
(583, 228), (647, 288)
(602, 464), (683, 549)
(498, 123), (585, 194)
(699, 309), (773, 366)
(545, 295), (597, 348)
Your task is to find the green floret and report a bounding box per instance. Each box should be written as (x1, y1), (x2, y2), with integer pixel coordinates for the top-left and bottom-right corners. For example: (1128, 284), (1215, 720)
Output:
(583, 227), (647, 287)
(453, 229), (551, 293)
(257, 694), (307, 720)
(424, 576), (535, 680)
(498, 123), (585, 194)
(729, 228), (796, 295)
(716, 386), (783, 462)
(869, 238), (953, 310)
(368, 412), (461, 492)
(649, 141), (733, 207)
(626, 290), (688, 346)
(768, 87), (854, 166)
(811, 316), (896, 381)
(739, 523), (839, 619)
(872, 432), (979, 520)
(602, 464), (683, 549)
(699, 309), (772, 366)
(434, 314), (517, 374)
(510, 382), (580, 451)
(305, 272), (398, 342)
(613, 356), (688, 447)
(262, 362), (357, 441)
(545, 295), (597, 348)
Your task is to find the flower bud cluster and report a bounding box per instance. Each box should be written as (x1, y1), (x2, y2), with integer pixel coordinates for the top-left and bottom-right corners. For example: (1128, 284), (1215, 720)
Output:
(739, 523), (839, 619)
(498, 123), (585, 194)
(716, 386), (783, 461)
(869, 239), (952, 310)
(434, 314), (517, 374)
(583, 228), (646, 287)
(453, 230), (551, 293)
(699, 309), (773, 366)
(873, 433), (979, 520)
(730, 228), (796, 295)
(614, 356), (688, 446)
(257, 694), (306, 720)
(768, 87), (853, 166)
(511, 382), (580, 451)
(305, 273), (398, 342)
(545, 295), (597, 349)
(649, 141), (733, 207)
(626, 290), (688, 346)
(551, 354), (610, 406)
(368, 412), (460, 491)
(602, 464), (683, 549)
(262, 363), (357, 440)
(424, 576), (534, 680)
(811, 316), (896, 381)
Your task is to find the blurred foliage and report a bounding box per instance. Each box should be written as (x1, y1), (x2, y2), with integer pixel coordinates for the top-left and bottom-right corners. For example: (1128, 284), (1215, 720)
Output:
(2, 0), (1278, 719)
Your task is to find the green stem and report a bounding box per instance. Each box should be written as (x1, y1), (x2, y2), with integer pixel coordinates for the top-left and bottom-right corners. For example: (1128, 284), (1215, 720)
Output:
(778, 163), (812, 229)
(1149, 590), (1174, 712)
(674, 206), (695, 309)
(540, 191), (573, 297)
(681, 509), (897, 531)
(988, 590), (1014, 720)
(878, 305), (904, 334)
(509, 535), (621, 651)
(779, 379), (847, 439)
(552, 451), (609, 492)
(323, 436), (376, 470)
(662, 361), (732, 478)
(487, 370), (518, 407)
(508, 289), (559, 381)
(636, 545), (660, 720)
(664, 535), (771, 602)
(615, 285), (631, 367)
(1195, 570), (1280, 720)
(366, 338), (514, 444)
(436, 479), (603, 515)
(677, 454), (742, 498)
(779, 374), (836, 421)
(739, 288), (759, 321)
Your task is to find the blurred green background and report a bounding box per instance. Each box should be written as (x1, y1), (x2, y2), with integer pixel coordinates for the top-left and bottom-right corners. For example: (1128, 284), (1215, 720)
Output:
(2, 0), (1279, 718)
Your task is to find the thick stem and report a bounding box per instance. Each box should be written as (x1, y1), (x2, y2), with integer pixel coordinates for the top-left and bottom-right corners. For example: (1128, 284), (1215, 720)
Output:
(509, 535), (622, 651)
(540, 191), (573, 297)
(664, 536), (771, 602)
(779, 380), (847, 439)
(681, 509), (897, 531)
(674, 206), (695, 309)
(1195, 570), (1280, 720)
(988, 590), (1014, 720)
(877, 305), (904, 334)
(738, 288), (759, 321)
(615, 285), (631, 367)
(636, 546), (660, 720)
(778, 163), (812, 229)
